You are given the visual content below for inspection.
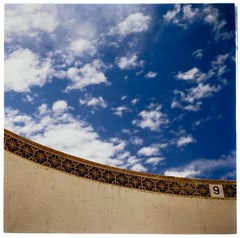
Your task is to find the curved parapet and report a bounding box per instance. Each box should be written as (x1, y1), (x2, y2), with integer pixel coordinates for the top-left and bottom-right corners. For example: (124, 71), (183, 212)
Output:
(4, 129), (236, 233)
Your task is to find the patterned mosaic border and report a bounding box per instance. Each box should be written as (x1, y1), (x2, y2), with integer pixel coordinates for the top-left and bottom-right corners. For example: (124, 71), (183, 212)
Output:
(4, 129), (236, 199)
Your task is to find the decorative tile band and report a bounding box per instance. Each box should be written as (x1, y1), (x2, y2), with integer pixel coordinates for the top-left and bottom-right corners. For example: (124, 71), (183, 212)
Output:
(4, 129), (236, 199)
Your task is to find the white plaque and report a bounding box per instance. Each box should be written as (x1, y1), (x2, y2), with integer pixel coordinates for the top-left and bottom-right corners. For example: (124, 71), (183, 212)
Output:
(209, 184), (224, 198)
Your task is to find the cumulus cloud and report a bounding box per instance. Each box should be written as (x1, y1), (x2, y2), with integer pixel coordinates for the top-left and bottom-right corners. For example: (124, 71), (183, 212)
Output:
(130, 137), (143, 145)
(131, 98), (140, 105)
(5, 100), (157, 172)
(131, 163), (147, 172)
(172, 53), (230, 111)
(69, 39), (96, 57)
(163, 4), (232, 41)
(163, 4), (181, 23)
(137, 144), (166, 168)
(66, 59), (108, 91)
(211, 53), (229, 77)
(145, 71), (157, 79)
(4, 103), (127, 167)
(145, 157), (165, 166)
(133, 103), (168, 131)
(177, 135), (195, 147)
(192, 49), (204, 59)
(5, 48), (52, 92)
(165, 169), (200, 178)
(109, 12), (151, 36)
(171, 83), (217, 112)
(176, 67), (201, 81)
(137, 146), (159, 157)
(79, 96), (107, 108)
(22, 94), (37, 104)
(184, 83), (220, 104)
(203, 6), (233, 41)
(164, 151), (236, 180)
(121, 95), (127, 101)
(116, 54), (144, 70)
(183, 102), (203, 112)
(52, 100), (68, 113)
(5, 4), (58, 41)
(112, 106), (128, 117)
(163, 4), (198, 29)
(183, 5), (199, 20)
(38, 104), (48, 115)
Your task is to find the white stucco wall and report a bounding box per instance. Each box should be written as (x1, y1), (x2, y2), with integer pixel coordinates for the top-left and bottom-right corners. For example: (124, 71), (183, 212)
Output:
(4, 150), (236, 233)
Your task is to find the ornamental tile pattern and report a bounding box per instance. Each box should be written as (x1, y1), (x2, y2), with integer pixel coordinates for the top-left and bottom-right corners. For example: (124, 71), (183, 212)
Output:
(4, 129), (236, 199)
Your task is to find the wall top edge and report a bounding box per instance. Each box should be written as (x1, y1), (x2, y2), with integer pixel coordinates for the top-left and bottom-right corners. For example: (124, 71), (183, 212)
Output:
(4, 128), (236, 199)
(4, 128), (236, 184)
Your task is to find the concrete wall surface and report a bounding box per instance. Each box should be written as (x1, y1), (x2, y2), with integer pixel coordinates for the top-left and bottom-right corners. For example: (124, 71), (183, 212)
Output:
(4, 150), (236, 234)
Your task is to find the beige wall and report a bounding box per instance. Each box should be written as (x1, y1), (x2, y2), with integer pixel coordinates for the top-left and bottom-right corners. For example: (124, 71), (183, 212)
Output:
(4, 150), (236, 233)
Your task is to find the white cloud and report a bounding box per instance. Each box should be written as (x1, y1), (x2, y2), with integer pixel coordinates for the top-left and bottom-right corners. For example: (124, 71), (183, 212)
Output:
(192, 117), (211, 128)
(5, 4), (58, 41)
(136, 70), (144, 76)
(112, 106), (128, 117)
(184, 83), (220, 104)
(133, 103), (168, 131)
(177, 135), (194, 147)
(130, 137), (143, 145)
(131, 163), (147, 172)
(211, 53), (229, 77)
(38, 104), (48, 115)
(5, 48), (52, 92)
(5, 102), (154, 173)
(126, 156), (140, 167)
(192, 49), (203, 59)
(172, 82), (217, 111)
(79, 96), (107, 108)
(66, 60), (108, 91)
(4, 107), (46, 137)
(164, 169), (200, 178)
(4, 105), (127, 166)
(170, 98), (181, 109)
(122, 129), (131, 134)
(176, 67), (200, 81)
(183, 5), (198, 20)
(121, 95), (127, 100)
(163, 4), (233, 41)
(171, 94), (202, 111)
(203, 6), (232, 41)
(137, 146), (159, 157)
(131, 98), (139, 105)
(33, 124), (118, 164)
(178, 67), (210, 83)
(183, 102), (202, 112)
(163, 4), (198, 29)
(109, 12), (151, 36)
(203, 6), (234, 41)
(116, 54), (144, 70)
(203, 6), (218, 24)
(163, 4), (181, 23)
(65, 20), (97, 42)
(164, 151), (236, 179)
(52, 100), (68, 113)
(146, 157), (165, 166)
(145, 71), (157, 79)
(70, 39), (96, 57)
(172, 53), (230, 112)
(22, 94), (37, 104)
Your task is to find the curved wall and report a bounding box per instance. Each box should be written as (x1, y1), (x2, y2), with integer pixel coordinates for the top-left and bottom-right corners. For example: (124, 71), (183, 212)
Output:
(4, 129), (236, 233)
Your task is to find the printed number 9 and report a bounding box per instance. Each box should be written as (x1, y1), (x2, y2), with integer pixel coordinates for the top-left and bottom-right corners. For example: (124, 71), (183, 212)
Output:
(213, 186), (220, 195)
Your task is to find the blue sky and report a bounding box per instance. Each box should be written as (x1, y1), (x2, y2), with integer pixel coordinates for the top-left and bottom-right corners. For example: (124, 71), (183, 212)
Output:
(4, 3), (236, 180)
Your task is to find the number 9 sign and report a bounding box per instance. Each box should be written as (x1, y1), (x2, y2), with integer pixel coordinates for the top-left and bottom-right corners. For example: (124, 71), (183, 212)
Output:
(209, 184), (224, 198)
